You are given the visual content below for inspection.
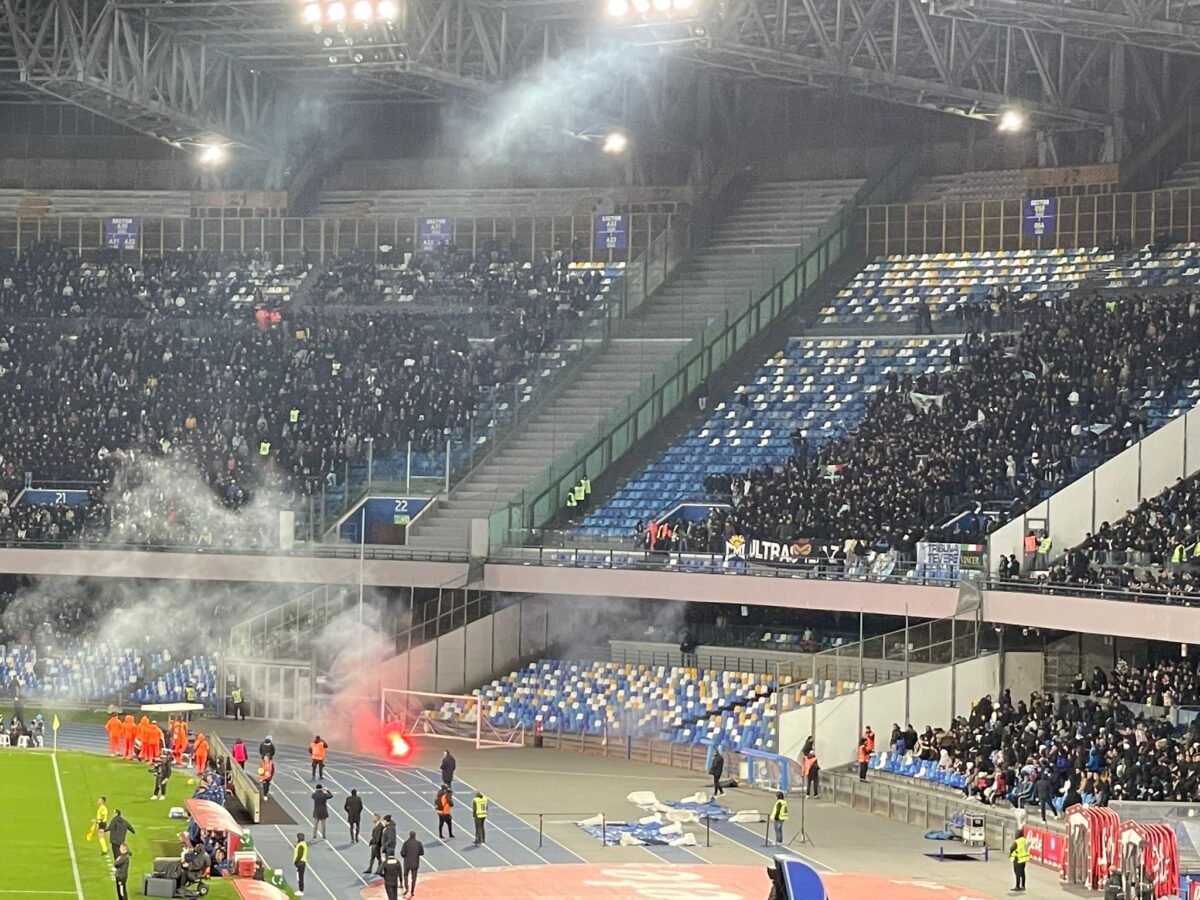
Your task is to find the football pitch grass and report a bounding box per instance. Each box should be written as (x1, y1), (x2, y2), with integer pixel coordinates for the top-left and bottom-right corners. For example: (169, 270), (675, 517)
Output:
(0, 749), (244, 900)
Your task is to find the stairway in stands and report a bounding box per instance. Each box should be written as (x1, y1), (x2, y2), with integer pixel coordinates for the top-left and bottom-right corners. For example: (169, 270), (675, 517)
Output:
(626, 179), (862, 339)
(405, 178), (863, 549)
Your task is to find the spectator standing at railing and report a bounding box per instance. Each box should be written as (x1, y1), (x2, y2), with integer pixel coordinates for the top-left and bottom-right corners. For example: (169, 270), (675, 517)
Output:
(856, 737), (870, 782)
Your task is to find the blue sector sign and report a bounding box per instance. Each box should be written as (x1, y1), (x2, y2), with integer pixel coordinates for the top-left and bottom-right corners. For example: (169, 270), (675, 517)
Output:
(19, 489), (91, 507)
(418, 218), (453, 251)
(105, 217), (139, 250)
(595, 215), (627, 250)
(339, 497), (430, 542)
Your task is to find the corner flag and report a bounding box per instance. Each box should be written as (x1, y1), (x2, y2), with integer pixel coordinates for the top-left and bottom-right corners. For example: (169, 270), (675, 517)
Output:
(52, 714), (60, 752)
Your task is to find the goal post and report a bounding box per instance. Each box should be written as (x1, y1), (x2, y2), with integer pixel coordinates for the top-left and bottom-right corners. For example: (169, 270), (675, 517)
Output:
(381, 688), (524, 750)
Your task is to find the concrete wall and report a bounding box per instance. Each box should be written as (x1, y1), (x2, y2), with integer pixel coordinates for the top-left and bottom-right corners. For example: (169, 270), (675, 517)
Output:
(779, 651), (1042, 764)
(988, 408), (1200, 572)
(377, 596), (554, 696)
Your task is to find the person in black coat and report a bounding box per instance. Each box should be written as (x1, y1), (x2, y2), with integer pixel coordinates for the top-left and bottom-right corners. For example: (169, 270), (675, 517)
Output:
(380, 855), (402, 900)
(311, 784), (333, 840)
(113, 843), (132, 900)
(1035, 773), (1055, 821)
(364, 814), (384, 875)
(344, 789), (364, 843)
(259, 735), (276, 760)
(381, 814), (397, 857)
(400, 831), (424, 896)
(440, 751), (456, 786)
(710, 750), (725, 796)
(107, 811), (135, 860)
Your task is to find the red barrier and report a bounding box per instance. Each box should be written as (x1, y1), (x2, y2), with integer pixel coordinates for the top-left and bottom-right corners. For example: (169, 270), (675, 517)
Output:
(1023, 824), (1067, 870)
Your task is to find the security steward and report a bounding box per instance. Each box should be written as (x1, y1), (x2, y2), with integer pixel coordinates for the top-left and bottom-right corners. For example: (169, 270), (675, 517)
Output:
(1009, 827), (1030, 891)
(769, 792), (788, 844)
(309, 735), (328, 781)
(472, 792), (489, 846)
(185, 683), (197, 705)
(856, 736), (870, 781)
(435, 784), (454, 838)
(230, 685), (246, 720)
(293, 832), (308, 897)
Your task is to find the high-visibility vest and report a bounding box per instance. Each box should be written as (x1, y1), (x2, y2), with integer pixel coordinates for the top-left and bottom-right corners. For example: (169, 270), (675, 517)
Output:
(472, 797), (488, 819)
(1173, 544), (1186, 563)
(771, 799), (789, 822)
(1192, 542), (1200, 559)
(185, 686), (197, 702)
(566, 492), (577, 508)
(231, 688), (243, 704)
(310, 741), (327, 761)
(1011, 836), (1030, 863)
(857, 745), (870, 763)
(290, 408), (300, 424)
(294, 840), (308, 864)
(437, 793), (452, 815)
(572, 482), (586, 502)
(864, 731), (875, 752)
(1038, 536), (1052, 554)
(259, 441), (271, 456)
(1024, 534), (1038, 553)
(261, 758), (274, 779)
(580, 477), (591, 497)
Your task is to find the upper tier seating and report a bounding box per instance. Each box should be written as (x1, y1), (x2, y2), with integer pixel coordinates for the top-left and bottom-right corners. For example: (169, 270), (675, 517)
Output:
(131, 655), (219, 707)
(580, 336), (959, 537)
(437, 659), (858, 752)
(818, 244), (1200, 328)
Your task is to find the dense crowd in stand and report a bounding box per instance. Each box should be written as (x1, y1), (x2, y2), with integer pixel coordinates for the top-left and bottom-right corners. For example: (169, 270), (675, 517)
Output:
(702, 292), (1200, 551)
(0, 240), (606, 545)
(1006, 473), (1200, 599)
(883, 660), (1200, 807)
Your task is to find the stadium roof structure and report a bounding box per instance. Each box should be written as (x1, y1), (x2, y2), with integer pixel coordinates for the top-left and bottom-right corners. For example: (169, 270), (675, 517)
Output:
(0, 0), (1198, 162)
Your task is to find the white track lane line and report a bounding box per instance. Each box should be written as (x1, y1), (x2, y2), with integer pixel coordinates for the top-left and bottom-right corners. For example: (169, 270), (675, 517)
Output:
(49, 752), (85, 900)
(351, 767), (476, 868)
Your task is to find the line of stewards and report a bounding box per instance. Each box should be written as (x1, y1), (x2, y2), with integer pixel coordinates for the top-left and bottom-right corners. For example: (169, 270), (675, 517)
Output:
(564, 474), (591, 510)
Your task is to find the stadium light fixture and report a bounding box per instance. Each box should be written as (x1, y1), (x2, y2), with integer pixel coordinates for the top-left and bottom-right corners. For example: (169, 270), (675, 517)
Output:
(352, 0), (373, 19)
(652, 0), (672, 10)
(328, 1), (346, 20)
(673, 0), (695, 9)
(302, 2), (321, 23)
(602, 130), (629, 155)
(997, 108), (1026, 133)
(378, 0), (398, 19)
(198, 144), (227, 167)
(605, 0), (630, 17)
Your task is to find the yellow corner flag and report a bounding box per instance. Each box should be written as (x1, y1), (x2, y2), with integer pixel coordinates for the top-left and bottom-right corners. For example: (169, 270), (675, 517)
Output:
(52, 714), (60, 731)
(52, 714), (60, 752)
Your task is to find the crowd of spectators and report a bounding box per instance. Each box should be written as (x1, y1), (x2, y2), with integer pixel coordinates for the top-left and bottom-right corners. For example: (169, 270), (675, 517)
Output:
(885, 671), (1200, 808)
(702, 292), (1200, 550)
(1072, 658), (1200, 708)
(0, 238), (610, 546)
(0, 242), (304, 319)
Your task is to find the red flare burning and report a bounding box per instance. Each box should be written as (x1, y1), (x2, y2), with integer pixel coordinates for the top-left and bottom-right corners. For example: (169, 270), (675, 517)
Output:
(386, 729), (412, 760)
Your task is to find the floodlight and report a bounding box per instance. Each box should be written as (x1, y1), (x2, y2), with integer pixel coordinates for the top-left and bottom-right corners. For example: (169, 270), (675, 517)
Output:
(302, 2), (321, 23)
(602, 130), (629, 155)
(198, 144), (227, 167)
(605, 0), (629, 16)
(327, 1), (346, 20)
(673, 0), (695, 9)
(652, 0), (671, 10)
(631, 0), (650, 11)
(997, 108), (1026, 133)
(352, 0), (373, 19)
(377, 0), (398, 19)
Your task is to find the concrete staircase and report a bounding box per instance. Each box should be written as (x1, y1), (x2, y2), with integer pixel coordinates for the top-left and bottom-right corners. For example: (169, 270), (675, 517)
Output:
(405, 340), (675, 548)
(1163, 160), (1200, 190)
(405, 178), (863, 548)
(627, 179), (862, 339)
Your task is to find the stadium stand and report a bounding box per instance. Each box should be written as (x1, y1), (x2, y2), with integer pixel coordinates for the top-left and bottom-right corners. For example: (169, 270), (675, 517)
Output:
(0, 238), (619, 544)
(0, 642), (146, 701)
(130, 655), (220, 706)
(869, 677), (1200, 806)
(440, 658), (859, 752)
(585, 246), (1200, 550)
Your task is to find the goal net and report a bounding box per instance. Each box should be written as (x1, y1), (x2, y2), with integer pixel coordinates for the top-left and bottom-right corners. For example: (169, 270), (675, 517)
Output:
(381, 688), (525, 750)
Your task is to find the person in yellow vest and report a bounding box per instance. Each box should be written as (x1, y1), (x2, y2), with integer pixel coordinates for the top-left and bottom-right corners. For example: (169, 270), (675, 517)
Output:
(769, 792), (788, 844)
(571, 479), (586, 509)
(1009, 826), (1030, 891)
(472, 792), (488, 846)
(293, 832), (308, 896)
(259, 440), (271, 457)
(565, 487), (578, 509)
(1036, 532), (1052, 568)
(230, 685), (246, 721)
(92, 795), (110, 856)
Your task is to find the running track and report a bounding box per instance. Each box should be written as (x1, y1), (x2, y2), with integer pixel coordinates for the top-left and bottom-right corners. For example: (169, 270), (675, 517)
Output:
(54, 724), (795, 899)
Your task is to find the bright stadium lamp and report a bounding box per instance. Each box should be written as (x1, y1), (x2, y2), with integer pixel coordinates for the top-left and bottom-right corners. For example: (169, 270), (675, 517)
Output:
(327, 1), (346, 20)
(602, 130), (629, 155)
(998, 108), (1026, 133)
(605, 0), (630, 17)
(377, 0), (398, 19)
(198, 144), (227, 167)
(631, 0), (650, 12)
(652, 0), (671, 10)
(673, 0), (695, 9)
(352, 0), (373, 19)
(302, 2), (321, 23)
